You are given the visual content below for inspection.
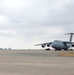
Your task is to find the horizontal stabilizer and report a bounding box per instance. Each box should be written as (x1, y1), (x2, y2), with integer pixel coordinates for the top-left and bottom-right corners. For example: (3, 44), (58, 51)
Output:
(65, 33), (74, 35)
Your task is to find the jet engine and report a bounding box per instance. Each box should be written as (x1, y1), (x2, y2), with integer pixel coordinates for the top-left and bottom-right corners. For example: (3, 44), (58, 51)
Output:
(47, 44), (50, 47)
(41, 44), (45, 48)
(72, 45), (74, 47)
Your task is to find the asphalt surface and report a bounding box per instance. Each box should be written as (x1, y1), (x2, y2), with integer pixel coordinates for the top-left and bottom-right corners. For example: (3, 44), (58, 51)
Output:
(0, 50), (74, 75)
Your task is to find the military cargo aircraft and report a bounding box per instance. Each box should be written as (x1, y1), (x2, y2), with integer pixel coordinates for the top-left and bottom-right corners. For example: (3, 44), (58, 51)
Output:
(35, 33), (74, 51)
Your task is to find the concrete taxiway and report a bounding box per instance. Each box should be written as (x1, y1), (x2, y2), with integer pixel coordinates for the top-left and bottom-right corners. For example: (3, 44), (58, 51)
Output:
(0, 50), (74, 75)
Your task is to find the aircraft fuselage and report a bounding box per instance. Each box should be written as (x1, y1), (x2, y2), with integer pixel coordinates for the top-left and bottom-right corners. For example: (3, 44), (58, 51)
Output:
(51, 40), (72, 50)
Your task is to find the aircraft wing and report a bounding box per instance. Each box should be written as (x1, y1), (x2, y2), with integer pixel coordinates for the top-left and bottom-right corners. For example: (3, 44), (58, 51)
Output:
(71, 42), (74, 46)
(35, 42), (52, 46)
(63, 41), (74, 46)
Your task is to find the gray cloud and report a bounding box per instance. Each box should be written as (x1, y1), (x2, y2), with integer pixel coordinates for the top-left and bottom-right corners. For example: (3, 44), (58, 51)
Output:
(0, 0), (74, 48)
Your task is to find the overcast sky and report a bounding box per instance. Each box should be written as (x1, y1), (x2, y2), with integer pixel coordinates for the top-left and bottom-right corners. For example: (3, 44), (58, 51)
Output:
(0, 0), (74, 49)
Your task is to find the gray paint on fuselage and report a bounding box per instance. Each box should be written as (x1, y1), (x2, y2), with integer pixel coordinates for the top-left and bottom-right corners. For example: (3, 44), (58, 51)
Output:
(51, 40), (72, 50)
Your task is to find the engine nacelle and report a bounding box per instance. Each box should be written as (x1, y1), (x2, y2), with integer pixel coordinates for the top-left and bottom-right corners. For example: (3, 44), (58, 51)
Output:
(47, 44), (50, 47)
(41, 44), (45, 48)
(72, 45), (74, 47)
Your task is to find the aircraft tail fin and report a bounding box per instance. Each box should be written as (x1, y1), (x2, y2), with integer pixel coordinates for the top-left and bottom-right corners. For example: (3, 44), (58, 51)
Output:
(65, 33), (74, 42)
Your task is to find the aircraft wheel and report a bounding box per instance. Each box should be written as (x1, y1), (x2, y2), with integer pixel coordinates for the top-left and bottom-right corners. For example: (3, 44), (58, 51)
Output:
(55, 49), (61, 51)
(45, 48), (50, 51)
(64, 49), (68, 51)
(69, 49), (73, 51)
(58, 49), (61, 51)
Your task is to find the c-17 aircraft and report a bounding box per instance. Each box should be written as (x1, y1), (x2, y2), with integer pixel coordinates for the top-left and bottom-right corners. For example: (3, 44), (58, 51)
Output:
(35, 33), (74, 51)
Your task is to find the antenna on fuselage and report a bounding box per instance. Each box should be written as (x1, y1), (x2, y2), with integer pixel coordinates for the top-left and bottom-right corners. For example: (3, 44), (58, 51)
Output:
(65, 33), (74, 42)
